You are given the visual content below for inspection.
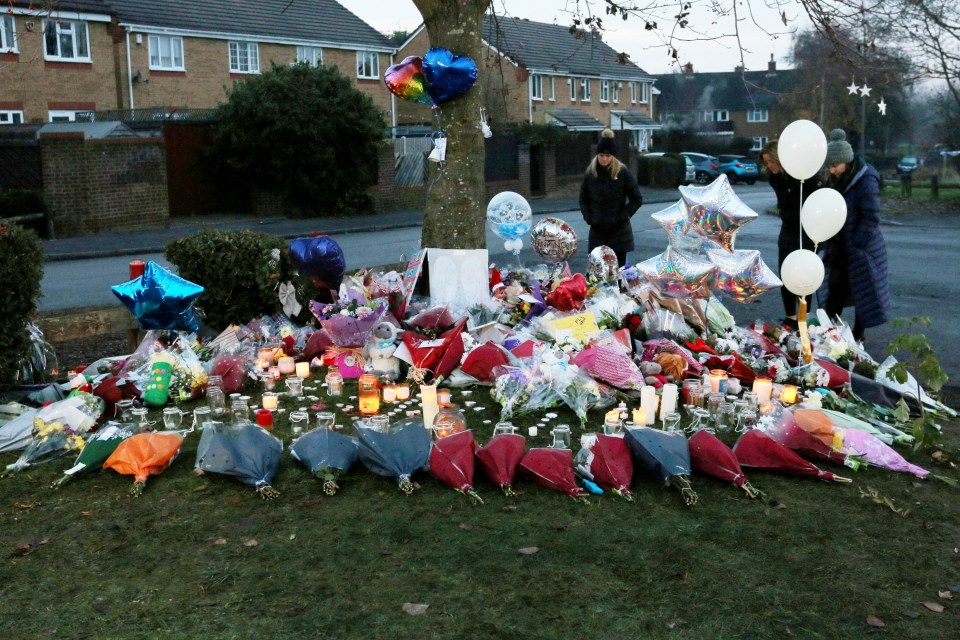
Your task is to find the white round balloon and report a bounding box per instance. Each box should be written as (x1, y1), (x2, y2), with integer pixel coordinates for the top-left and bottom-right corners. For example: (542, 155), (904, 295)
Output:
(800, 189), (847, 243)
(778, 120), (827, 180)
(780, 249), (825, 296)
(487, 191), (533, 240)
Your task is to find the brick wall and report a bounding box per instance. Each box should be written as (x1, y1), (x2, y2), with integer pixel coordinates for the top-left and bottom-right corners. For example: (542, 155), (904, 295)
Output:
(40, 133), (168, 237)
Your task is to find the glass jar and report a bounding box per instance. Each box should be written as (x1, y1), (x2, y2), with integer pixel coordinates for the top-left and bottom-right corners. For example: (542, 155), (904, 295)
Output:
(367, 414), (390, 433)
(603, 418), (622, 436)
(493, 421), (517, 437)
(206, 382), (226, 416)
(549, 424), (572, 449)
(192, 406), (211, 431)
(358, 374), (380, 416)
(162, 407), (184, 430)
(315, 411), (336, 430)
(115, 398), (135, 421)
(662, 411), (682, 433)
(433, 404), (467, 439)
(231, 399), (250, 424)
(715, 402), (735, 432)
(289, 409), (310, 435)
(325, 367), (344, 397)
(285, 376), (303, 397)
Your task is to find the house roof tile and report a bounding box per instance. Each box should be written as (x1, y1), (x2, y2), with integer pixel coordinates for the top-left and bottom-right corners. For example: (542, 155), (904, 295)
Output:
(652, 69), (801, 112)
(545, 108), (604, 131)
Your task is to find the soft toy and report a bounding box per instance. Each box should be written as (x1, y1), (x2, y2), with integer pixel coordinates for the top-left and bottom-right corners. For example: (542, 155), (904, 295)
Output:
(366, 321), (402, 380)
(143, 352), (175, 407)
(654, 352), (687, 382)
(638, 360), (668, 388)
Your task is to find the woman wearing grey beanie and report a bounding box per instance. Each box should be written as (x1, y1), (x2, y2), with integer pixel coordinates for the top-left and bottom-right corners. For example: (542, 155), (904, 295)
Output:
(821, 128), (891, 342)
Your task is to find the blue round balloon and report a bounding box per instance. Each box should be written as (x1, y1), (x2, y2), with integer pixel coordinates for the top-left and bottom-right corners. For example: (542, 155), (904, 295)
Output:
(422, 47), (478, 104)
(289, 236), (346, 290)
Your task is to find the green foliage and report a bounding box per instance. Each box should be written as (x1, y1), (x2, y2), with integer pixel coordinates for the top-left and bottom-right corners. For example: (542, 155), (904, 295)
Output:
(514, 122), (571, 146)
(0, 188), (45, 217)
(208, 62), (385, 216)
(0, 223), (44, 387)
(165, 230), (313, 331)
(886, 316), (949, 449)
(638, 153), (685, 187)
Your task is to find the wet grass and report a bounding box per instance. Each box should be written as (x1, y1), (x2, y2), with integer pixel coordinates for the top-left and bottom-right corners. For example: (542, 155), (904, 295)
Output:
(0, 386), (958, 640)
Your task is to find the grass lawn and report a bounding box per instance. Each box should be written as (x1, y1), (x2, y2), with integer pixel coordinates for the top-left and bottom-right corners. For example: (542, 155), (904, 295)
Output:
(1, 379), (957, 640)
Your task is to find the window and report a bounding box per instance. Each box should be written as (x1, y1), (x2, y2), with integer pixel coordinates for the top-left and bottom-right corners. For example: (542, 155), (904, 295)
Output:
(568, 77), (576, 101)
(1, 15), (16, 53)
(630, 82), (638, 104)
(296, 46), (323, 67)
(752, 136), (768, 151)
(640, 82), (650, 103)
(48, 110), (79, 122)
(148, 35), (184, 71)
(531, 74), (543, 100)
(632, 129), (650, 151)
(599, 80), (609, 103)
(43, 19), (90, 61)
(356, 51), (378, 78)
(704, 109), (729, 122)
(611, 81), (620, 104)
(747, 109), (769, 123)
(547, 77), (555, 101)
(580, 77), (591, 101)
(0, 110), (24, 125)
(229, 41), (259, 73)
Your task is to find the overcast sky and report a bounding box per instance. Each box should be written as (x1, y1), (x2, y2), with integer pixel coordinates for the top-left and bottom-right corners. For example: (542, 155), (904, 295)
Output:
(336, 0), (811, 74)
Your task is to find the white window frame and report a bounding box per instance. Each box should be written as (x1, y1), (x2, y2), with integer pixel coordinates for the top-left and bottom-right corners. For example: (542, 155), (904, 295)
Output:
(715, 109), (729, 121)
(599, 80), (609, 103)
(0, 110), (24, 125)
(568, 77), (576, 101)
(148, 34), (184, 71)
(296, 45), (323, 67)
(632, 129), (650, 152)
(747, 109), (769, 123)
(1, 14), (17, 53)
(752, 136), (768, 151)
(611, 81), (620, 104)
(356, 50), (379, 79)
(580, 77), (591, 102)
(630, 82), (638, 104)
(530, 74), (543, 101)
(640, 82), (650, 103)
(48, 110), (80, 122)
(43, 19), (90, 62)
(548, 76), (555, 101)
(228, 41), (259, 74)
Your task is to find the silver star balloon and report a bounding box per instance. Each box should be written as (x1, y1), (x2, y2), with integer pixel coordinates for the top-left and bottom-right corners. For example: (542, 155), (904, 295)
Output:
(679, 174), (758, 251)
(635, 246), (715, 299)
(707, 248), (782, 303)
(651, 199), (724, 256)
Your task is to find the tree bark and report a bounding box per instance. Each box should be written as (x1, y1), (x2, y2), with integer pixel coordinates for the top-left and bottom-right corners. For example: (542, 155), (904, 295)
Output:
(412, 0), (491, 250)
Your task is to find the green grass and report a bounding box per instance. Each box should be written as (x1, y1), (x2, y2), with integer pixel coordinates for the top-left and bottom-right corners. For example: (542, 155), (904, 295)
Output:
(882, 183), (960, 205)
(1, 384), (958, 640)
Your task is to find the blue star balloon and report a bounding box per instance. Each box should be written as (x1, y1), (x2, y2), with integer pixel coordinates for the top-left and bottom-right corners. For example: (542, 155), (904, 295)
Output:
(112, 261), (204, 331)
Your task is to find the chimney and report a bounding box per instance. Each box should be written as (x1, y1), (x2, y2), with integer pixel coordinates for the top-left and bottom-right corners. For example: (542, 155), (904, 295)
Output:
(683, 62), (694, 75)
(768, 54), (776, 72)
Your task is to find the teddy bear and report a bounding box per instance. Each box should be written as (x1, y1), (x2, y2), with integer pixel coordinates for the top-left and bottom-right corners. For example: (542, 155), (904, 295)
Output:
(366, 321), (402, 381)
(638, 360), (668, 388)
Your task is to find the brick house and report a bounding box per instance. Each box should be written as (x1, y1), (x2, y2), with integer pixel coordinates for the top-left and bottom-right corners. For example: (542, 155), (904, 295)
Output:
(397, 16), (661, 150)
(652, 58), (801, 153)
(0, 0), (395, 123)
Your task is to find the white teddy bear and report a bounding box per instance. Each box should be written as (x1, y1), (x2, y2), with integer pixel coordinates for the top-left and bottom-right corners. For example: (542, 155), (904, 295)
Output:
(366, 321), (402, 380)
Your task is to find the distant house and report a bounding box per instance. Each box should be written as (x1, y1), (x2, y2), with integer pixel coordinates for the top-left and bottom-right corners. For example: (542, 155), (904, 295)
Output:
(653, 57), (801, 152)
(0, 0), (395, 124)
(397, 16), (660, 150)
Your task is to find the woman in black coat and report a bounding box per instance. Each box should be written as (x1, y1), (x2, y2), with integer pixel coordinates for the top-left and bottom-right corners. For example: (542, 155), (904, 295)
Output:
(579, 129), (643, 266)
(758, 140), (822, 329)
(821, 129), (891, 342)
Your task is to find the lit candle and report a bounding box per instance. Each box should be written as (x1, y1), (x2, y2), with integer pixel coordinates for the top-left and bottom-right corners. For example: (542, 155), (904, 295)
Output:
(382, 384), (397, 403)
(295, 361), (310, 378)
(395, 384), (410, 401)
(640, 385), (657, 425)
(660, 383), (679, 421)
(780, 384), (798, 404)
(258, 348), (276, 366)
(709, 369), (728, 394)
(254, 358), (269, 371)
(632, 408), (647, 425)
(437, 388), (452, 407)
(269, 366), (281, 380)
(753, 377), (773, 404)
(605, 409), (621, 424)
(262, 392), (279, 411)
(278, 357), (295, 375)
(420, 383), (439, 430)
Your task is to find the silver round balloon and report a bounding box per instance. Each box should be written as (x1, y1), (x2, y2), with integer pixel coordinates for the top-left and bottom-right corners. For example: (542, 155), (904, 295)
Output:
(587, 245), (619, 282)
(531, 217), (578, 264)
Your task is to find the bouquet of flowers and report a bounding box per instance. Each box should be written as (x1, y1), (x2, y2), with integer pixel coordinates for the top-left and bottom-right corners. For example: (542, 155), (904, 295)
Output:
(3, 415), (87, 476)
(104, 431), (185, 496)
(52, 424), (135, 488)
(195, 422), (283, 498)
(290, 426), (360, 495)
(310, 296), (386, 377)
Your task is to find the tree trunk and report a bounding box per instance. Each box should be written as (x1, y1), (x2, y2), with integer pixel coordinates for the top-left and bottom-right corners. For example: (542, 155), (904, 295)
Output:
(412, 0), (490, 250)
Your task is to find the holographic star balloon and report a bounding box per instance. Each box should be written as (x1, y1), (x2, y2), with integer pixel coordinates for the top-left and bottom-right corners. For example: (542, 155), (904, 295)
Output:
(112, 261), (204, 331)
(706, 248), (782, 303)
(635, 246), (715, 299)
(679, 174), (758, 252)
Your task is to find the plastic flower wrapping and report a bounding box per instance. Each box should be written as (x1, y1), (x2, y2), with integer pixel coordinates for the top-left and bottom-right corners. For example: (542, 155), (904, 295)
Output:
(104, 431), (185, 496)
(195, 421), (283, 498)
(52, 423), (135, 488)
(290, 426), (360, 495)
(3, 409), (91, 476)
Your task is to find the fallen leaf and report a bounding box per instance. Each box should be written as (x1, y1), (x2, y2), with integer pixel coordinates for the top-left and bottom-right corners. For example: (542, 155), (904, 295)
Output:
(80, 511), (91, 517)
(14, 500), (41, 510)
(553, 523), (570, 531)
(501, 505), (517, 513)
(223, 497), (242, 504)
(939, 590), (954, 600)
(289, 534), (296, 541)
(768, 500), (787, 510)
(193, 485), (208, 493)
(213, 538), (227, 545)
(517, 547), (539, 555)
(243, 539), (258, 547)
(901, 609), (920, 619)
(922, 602), (944, 613)
(931, 450), (949, 463)
(666, 622), (676, 630)
(402, 603), (429, 615)
(866, 614), (886, 628)
(458, 523), (472, 530)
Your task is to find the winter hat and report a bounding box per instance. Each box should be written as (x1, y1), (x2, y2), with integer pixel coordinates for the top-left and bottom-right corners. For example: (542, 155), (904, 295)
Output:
(489, 266), (504, 292)
(596, 128), (618, 156)
(825, 129), (854, 167)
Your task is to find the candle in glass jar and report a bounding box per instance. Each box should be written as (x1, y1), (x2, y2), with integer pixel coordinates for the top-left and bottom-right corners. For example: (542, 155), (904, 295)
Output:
(295, 361), (310, 378)
(605, 409), (621, 424)
(420, 384), (439, 430)
(269, 366), (281, 380)
(258, 348), (276, 366)
(632, 408), (647, 425)
(395, 384), (410, 401)
(262, 392), (279, 411)
(709, 369), (728, 394)
(278, 357), (296, 375)
(753, 377), (773, 404)
(382, 384), (397, 403)
(780, 384), (798, 404)
(437, 388), (452, 407)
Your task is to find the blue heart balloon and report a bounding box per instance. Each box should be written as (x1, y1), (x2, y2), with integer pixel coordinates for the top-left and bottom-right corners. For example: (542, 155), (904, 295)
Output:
(112, 261), (204, 331)
(289, 236), (346, 291)
(422, 47), (478, 104)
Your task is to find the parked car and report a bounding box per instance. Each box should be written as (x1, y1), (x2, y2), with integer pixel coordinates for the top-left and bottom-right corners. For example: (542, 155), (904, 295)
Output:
(644, 152), (696, 185)
(717, 154), (760, 185)
(897, 155), (920, 175)
(680, 152), (721, 185)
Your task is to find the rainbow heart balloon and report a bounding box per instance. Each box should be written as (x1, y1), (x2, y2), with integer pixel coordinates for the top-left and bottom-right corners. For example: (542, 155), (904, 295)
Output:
(383, 56), (435, 107)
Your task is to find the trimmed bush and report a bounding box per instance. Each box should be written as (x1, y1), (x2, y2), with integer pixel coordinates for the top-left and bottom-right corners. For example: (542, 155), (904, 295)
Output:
(0, 223), (44, 387)
(639, 154), (686, 188)
(165, 230), (314, 331)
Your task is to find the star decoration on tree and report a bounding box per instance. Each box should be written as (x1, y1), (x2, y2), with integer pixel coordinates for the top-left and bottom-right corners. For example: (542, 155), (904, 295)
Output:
(859, 83), (872, 97)
(878, 97), (887, 115)
(847, 79), (860, 95)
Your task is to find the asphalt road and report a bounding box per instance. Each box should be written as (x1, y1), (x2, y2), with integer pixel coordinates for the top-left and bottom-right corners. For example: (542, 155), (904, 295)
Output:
(38, 186), (960, 390)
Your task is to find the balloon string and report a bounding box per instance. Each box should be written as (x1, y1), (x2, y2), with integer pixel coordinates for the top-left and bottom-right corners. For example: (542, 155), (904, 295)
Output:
(798, 178), (805, 250)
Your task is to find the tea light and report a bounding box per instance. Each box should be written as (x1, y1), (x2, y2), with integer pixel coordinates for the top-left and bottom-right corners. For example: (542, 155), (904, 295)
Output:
(262, 392), (279, 411)
(257, 347), (276, 365)
(464, 400), (476, 407)
(437, 388), (452, 407)
(382, 385), (397, 403)
(528, 426), (538, 437)
(753, 377), (773, 404)
(780, 384), (798, 404)
(278, 357), (296, 375)
(254, 358), (269, 371)
(295, 362), (310, 378)
(269, 366), (281, 380)
(395, 384), (410, 401)
(632, 408), (648, 425)
(606, 409), (621, 424)
(709, 370), (729, 394)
